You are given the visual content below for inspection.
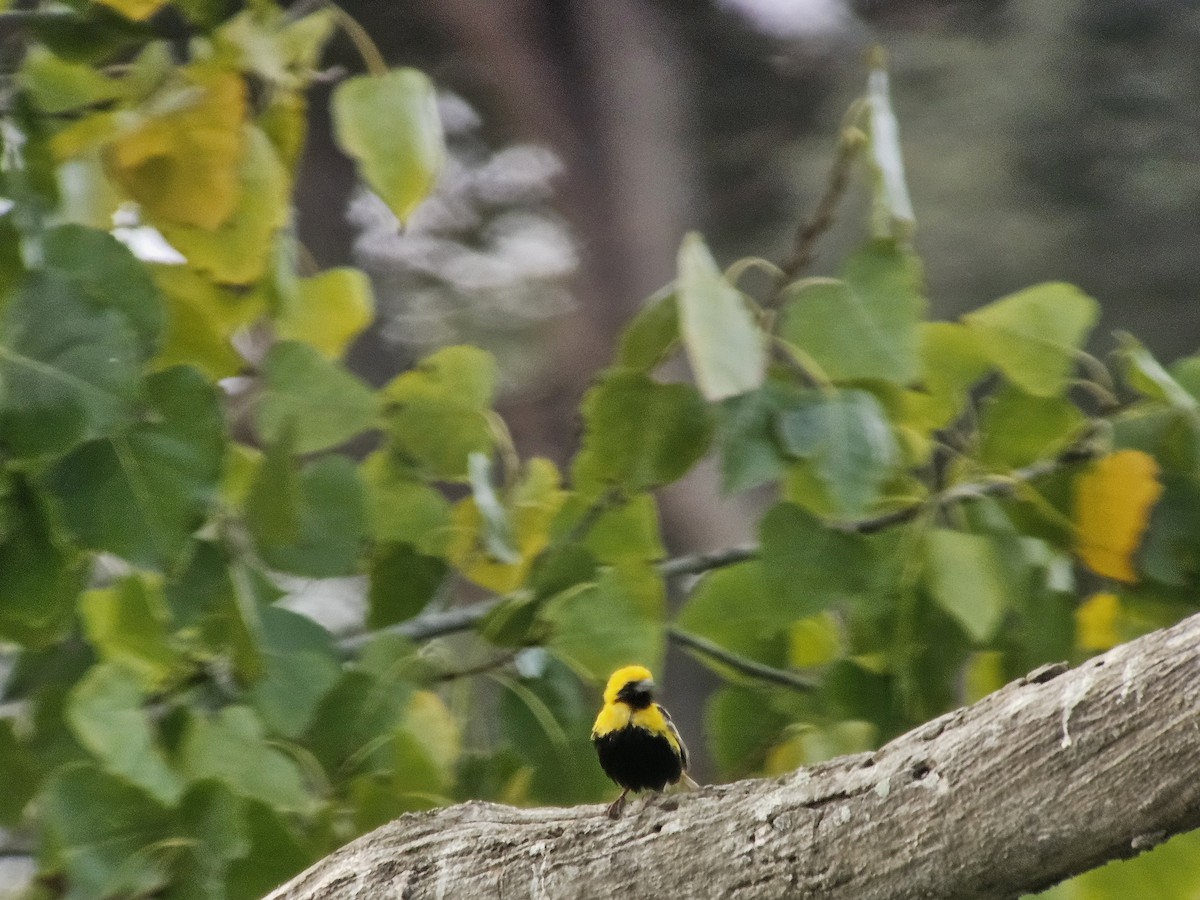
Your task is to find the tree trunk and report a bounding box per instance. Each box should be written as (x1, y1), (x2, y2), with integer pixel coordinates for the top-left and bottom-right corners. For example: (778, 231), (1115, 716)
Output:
(267, 610), (1200, 899)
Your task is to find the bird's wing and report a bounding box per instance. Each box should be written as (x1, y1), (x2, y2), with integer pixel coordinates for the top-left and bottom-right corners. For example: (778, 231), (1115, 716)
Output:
(656, 703), (689, 770)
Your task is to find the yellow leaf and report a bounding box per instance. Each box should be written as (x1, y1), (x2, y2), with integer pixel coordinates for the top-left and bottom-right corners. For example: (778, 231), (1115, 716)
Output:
(447, 458), (566, 592)
(276, 268), (374, 359)
(158, 124), (289, 284)
(150, 265), (264, 378)
(1073, 449), (1163, 582)
(95, 0), (168, 21)
(1075, 592), (1120, 652)
(106, 64), (246, 229)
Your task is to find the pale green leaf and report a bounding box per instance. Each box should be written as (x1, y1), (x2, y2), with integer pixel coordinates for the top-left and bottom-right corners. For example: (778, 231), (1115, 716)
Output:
(676, 233), (766, 400)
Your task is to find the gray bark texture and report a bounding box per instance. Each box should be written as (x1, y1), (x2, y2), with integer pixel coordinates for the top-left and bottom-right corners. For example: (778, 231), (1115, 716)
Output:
(267, 611), (1200, 899)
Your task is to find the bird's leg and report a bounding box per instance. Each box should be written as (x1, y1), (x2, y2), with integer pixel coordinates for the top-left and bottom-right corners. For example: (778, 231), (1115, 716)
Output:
(606, 788), (629, 819)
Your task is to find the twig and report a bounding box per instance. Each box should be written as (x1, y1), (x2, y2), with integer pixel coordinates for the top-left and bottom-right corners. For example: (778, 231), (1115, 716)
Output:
(432, 650), (519, 683)
(667, 626), (819, 691)
(337, 447), (1097, 667)
(657, 546), (757, 579)
(774, 122), (867, 293)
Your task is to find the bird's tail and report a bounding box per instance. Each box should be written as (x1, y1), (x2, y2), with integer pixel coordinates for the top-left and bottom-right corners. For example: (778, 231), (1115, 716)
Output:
(680, 773), (701, 790)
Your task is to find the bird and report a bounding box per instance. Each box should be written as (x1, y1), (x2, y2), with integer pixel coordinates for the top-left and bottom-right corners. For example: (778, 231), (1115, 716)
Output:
(591, 664), (698, 818)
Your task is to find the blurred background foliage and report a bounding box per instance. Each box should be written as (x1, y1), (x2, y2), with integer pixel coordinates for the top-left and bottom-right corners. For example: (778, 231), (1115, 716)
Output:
(1, 0), (1200, 897)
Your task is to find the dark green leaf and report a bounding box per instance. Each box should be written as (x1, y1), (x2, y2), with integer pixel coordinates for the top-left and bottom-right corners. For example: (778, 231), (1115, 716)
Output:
(0, 477), (81, 646)
(256, 340), (377, 454)
(777, 389), (898, 517)
(248, 606), (341, 739)
(254, 456), (365, 577)
(367, 542), (447, 629)
(759, 502), (873, 617)
(1139, 474), (1200, 587)
(0, 272), (140, 457)
(225, 801), (311, 900)
(304, 670), (409, 778)
(716, 380), (808, 493)
(41, 764), (174, 900)
(244, 423), (302, 546)
(0, 720), (37, 825)
(44, 223), (163, 346)
(705, 685), (789, 778)
(167, 781), (250, 900)
(572, 370), (714, 497)
(615, 287), (678, 371)
(43, 366), (223, 568)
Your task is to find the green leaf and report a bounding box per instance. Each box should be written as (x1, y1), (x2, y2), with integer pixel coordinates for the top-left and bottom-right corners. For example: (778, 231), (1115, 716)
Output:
(359, 450), (451, 554)
(248, 606), (341, 739)
(79, 574), (182, 689)
(256, 340), (377, 454)
(0, 272), (140, 457)
(1036, 830), (1200, 900)
(41, 765), (174, 900)
(776, 389), (898, 517)
(225, 801), (310, 900)
(381, 345), (497, 480)
(572, 370), (714, 497)
(0, 477), (81, 646)
(181, 706), (312, 812)
(924, 529), (1012, 643)
(43, 366), (223, 568)
(675, 233), (765, 400)
(367, 542), (447, 629)
(244, 423), (301, 546)
(276, 267), (374, 359)
(577, 493), (665, 564)
(66, 662), (184, 804)
(19, 45), (124, 114)
(916, 322), (990, 427)
(169, 781), (251, 900)
(759, 502), (872, 617)
(978, 383), (1086, 470)
(331, 68), (444, 223)
(716, 380), (806, 493)
(1115, 333), (1199, 411)
(674, 562), (786, 668)
(254, 456), (365, 577)
(615, 287), (678, 371)
(304, 670), (409, 778)
(498, 661), (611, 804)
(779, 240), (926, 384)
(0, 720), (38, 825)
(546, 563), (664, 681)
(706, 685), (790, 778)
(1139, 474), (1200, 588)
(963, 282), (1099, 397)
(45, 224), (164, 347)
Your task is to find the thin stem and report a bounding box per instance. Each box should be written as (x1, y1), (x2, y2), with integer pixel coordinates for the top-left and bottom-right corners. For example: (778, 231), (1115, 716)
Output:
(657, 546), (757, 579)
(667, 626), (819, 691)
(773, 122), (868, 296)
(327, 3), (388, 77)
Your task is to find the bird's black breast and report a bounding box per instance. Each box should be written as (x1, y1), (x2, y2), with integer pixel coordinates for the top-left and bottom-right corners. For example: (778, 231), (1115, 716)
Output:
(593, 726), (683, 793)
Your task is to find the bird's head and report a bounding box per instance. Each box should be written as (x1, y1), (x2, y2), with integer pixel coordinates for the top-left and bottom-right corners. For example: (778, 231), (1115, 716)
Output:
(604, 664), (656, 709)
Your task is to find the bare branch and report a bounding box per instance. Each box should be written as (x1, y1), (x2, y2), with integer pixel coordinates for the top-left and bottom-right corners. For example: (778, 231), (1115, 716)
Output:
(668, 626), (818, 691)
(269, 611), (1200, 899)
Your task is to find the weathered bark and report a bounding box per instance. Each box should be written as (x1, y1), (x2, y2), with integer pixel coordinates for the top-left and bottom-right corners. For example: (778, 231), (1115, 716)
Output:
(268, 611), (1200, 899)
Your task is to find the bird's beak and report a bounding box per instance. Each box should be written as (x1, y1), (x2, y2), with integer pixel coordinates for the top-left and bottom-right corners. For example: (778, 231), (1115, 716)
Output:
(636, 678), (655, 693)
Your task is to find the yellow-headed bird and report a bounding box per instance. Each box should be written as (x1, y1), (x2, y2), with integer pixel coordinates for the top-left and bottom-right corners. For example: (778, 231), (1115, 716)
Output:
(591, 665), (697, 818)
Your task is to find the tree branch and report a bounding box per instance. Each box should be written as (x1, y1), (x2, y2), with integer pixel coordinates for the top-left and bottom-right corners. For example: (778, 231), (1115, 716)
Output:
(667, 626), (819, 691)
(270, 611), (1200, 899)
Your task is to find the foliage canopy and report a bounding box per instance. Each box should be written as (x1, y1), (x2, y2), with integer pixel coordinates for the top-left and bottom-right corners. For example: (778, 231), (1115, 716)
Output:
(0, 3), (1198, 898)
